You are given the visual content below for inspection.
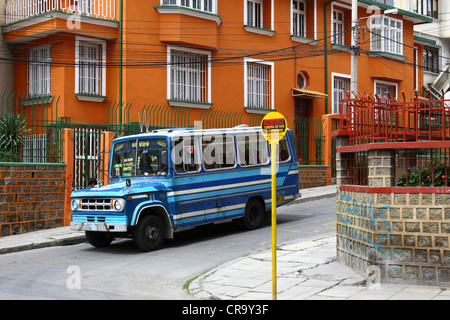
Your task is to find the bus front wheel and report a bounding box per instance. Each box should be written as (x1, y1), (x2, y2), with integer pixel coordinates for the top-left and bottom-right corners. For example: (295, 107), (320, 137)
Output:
(85, 231), (114, 248)
(133, 215), (166, 252)
(241, 199), (265, 230)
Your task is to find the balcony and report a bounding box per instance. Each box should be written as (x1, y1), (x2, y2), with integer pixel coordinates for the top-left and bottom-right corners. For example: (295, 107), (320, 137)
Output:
(6, 0), (116, 24)
(4, 0), (118, 43)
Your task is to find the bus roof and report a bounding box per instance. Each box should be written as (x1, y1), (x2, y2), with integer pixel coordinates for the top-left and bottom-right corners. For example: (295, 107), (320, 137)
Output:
(113, 125), (283, 142)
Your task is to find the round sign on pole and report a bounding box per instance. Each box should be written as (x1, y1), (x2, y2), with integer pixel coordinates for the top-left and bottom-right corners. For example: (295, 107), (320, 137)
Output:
(261, 112), (287, 142)
(260, 111), (287, 300)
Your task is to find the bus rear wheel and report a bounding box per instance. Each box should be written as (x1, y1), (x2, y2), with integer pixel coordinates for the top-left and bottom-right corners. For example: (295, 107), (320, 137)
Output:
(241, 199), (265, 230)
(133, 215), (166, 252)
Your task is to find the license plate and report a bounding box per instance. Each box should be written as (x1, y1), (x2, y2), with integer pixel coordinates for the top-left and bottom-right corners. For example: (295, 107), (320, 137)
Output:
(88, 223), (98, 231)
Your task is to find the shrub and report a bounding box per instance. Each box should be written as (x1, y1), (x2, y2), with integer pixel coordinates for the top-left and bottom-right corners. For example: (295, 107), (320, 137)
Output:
(0, 115), (30, 162)
(397, 162), (449, 187)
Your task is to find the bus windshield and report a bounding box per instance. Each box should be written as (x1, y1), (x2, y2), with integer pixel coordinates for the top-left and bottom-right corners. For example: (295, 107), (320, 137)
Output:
(111, 138), (169, 178)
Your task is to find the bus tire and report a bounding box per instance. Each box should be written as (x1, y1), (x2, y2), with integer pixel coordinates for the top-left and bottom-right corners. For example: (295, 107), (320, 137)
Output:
(133, 215), (166, 252)
(242, 198), (265, 230)
(85, 231), (114, 248)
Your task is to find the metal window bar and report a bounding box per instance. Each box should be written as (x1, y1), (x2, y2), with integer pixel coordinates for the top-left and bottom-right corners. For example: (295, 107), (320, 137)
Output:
(28, 45), (51, 97)
(247, 62), (270, 109)
(78, 41), (101, 96)
(23, 134), (47, 163)
(171, 50), (207, 103)
(74, 127), (104, 189)
(6, 0), (116, 24)
(396, 148), (449, 187)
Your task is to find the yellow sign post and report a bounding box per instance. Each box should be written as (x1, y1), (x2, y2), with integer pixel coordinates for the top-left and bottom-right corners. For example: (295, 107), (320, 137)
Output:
(261, 112), (287, 301)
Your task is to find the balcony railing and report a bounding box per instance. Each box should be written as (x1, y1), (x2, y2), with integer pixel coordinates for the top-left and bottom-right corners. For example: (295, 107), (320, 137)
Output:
(6, 0), (116, 24)
(339, 90), (450, 146)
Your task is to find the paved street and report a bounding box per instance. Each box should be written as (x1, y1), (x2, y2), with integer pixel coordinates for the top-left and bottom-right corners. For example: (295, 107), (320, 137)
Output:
(0, 194), (336, 300)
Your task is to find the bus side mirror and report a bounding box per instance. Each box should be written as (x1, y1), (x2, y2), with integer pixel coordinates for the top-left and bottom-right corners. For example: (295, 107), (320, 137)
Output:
(126, 178), (131, 188)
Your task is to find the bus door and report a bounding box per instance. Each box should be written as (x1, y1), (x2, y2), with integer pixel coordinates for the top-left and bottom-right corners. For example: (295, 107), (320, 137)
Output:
(172, 135), (205, 227)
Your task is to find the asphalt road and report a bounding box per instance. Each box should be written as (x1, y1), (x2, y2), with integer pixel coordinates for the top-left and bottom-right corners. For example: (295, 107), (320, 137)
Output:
(0, 197), (336, 300)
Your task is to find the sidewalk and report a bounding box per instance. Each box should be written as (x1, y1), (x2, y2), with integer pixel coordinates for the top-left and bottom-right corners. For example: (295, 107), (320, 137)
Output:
(0, 225), (85, 255)
(188, 235), (450, 300)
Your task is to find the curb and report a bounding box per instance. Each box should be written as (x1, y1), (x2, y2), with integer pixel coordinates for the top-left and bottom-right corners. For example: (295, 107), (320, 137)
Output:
(286, 192), (336, 206)
(0, 234), (86, 255)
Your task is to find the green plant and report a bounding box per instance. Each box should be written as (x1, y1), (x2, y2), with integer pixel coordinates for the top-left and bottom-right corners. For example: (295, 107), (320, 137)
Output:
(0, 115), (30, 162)
(397, 160), (449, 187)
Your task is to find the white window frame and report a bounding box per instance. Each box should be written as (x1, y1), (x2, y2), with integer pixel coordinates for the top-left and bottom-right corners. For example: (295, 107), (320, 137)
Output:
(245, 0), (263, 28)
(75, 36), (106, 100)
(167, 46), (212, 108)
(374, 79), (398, 103)
(374, 79), (397, 123)
(332, 9), (344, 45)
(244, 57), (274, 110)
(28, 44), (51, 97)
(291, 0), (306, 37)
(297, 72), (307, 89)
(370, 16), (403, 55)
(160, 0), (217, 14)
(332, 73), (351, 114)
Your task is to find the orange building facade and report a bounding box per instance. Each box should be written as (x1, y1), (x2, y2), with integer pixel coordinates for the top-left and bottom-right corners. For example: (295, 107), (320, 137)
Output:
(3, 0), (432, 179)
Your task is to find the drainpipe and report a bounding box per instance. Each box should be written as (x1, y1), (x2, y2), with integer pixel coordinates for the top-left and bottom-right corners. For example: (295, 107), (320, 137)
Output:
(119, 0), (123, 125)
(351, 0), (358, 94)
(324, 0), (337, 115)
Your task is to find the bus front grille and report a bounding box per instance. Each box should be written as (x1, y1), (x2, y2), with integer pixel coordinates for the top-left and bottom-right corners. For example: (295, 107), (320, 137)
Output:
(81, 199), (112, 211)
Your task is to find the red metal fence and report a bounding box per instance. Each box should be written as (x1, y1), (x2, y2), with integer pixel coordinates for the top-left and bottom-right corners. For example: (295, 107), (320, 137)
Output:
(339, 90), (450, 146)
(337, 90), (450, 188)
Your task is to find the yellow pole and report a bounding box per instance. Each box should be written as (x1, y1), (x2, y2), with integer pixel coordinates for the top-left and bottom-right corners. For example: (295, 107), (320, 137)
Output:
(271, 138), (277, 301)
(260, 112), (285, 301)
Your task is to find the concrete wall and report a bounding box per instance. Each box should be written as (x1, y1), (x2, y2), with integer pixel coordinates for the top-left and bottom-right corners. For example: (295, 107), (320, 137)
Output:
(0, 165), (67, 237)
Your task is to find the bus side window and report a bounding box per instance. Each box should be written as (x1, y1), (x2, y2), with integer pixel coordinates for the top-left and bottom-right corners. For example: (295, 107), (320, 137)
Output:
(278, 138), (291, 162)
(266, 138), (290, 163)
(174, 136), (200, 174)
(237, 133), (269, 167)
(202, 134), (236, 170)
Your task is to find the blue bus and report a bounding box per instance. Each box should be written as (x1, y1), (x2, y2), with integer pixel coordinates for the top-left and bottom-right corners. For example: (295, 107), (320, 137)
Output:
(70, 125), (299, 251)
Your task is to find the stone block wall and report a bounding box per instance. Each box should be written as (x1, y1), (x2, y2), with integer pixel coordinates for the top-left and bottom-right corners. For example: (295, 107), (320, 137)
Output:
(337, 188), (450, 285)
(336, 131), (450, 286)
(0, 164), (67, 237)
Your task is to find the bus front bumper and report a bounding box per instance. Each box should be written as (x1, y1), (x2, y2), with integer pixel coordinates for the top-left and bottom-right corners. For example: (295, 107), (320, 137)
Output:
(70, 222), (128, 233)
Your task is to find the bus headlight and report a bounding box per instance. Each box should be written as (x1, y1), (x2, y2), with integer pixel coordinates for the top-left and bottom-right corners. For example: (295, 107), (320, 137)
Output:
(71, 199), (79, 211)
(111, 199), (126, 212)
